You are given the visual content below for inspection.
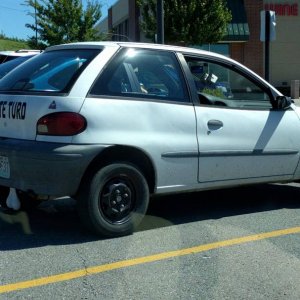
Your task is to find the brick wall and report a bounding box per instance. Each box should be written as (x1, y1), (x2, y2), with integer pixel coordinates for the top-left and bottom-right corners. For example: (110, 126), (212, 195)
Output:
(129, 0), (140, 41)
(230, 43), (244, 63)
(108, 7), (113, 32)
(230, 0), (264, 77)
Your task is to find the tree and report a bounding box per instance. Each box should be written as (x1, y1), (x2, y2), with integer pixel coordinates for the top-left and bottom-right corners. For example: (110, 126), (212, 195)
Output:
(25, 0), (103, 49)
(137, 0), (232, 45)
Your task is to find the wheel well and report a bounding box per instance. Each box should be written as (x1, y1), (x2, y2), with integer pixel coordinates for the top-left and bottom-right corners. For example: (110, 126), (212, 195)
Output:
(78, 145), (156, 195)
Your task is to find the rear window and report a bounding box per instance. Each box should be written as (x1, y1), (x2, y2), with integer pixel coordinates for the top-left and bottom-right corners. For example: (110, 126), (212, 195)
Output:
(0, 49), (100, 94)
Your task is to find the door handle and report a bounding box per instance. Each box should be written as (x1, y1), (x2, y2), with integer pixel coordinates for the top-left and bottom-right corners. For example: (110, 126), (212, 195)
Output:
(207, 119), (223, 130)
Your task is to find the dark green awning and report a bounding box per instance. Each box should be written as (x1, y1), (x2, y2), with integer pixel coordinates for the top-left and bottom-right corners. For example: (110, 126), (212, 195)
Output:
(223, 0), (250, 42)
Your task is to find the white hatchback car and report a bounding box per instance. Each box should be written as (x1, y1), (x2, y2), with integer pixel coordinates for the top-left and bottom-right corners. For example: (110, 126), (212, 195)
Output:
(0, 42), (297, 237)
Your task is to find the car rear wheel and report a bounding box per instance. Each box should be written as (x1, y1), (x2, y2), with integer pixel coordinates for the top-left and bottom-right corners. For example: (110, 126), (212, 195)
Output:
(77, 163), (149, 237)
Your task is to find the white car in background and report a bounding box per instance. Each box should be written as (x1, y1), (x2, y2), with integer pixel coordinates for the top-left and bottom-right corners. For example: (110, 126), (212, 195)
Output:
(0, 41), (298, 237)
(0, 55), (38, 80)
(0, 49), (41, 64)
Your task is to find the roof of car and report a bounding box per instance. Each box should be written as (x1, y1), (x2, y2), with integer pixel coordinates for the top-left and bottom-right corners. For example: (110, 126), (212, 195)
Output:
(46, 41), (226, 59)
(0, 49), (42, 57)
(45, 41), (275, 92)
(46, 41), (235, 67)
(46, 41), (197, 51)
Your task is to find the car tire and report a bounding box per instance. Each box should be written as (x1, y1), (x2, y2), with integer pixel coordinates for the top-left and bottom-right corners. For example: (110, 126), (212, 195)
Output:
(0, 185), (10, 208)
(15, 189), (42, 211)
(77, 163), (149, 237)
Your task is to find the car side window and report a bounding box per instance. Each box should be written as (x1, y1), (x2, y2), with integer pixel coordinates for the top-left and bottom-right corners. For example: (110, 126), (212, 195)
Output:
(90, 48), (190, 102)
(184, 56), (272, 109)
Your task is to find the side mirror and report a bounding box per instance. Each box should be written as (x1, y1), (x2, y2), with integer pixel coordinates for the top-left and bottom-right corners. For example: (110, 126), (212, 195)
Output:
(274, 96), (292, 110)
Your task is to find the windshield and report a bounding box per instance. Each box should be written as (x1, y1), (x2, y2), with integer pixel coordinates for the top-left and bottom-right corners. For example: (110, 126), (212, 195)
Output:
(0, 49), (100, 93)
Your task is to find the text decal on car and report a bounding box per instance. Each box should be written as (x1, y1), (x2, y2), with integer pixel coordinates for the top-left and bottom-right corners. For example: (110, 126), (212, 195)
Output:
(0, 101), (26, 120)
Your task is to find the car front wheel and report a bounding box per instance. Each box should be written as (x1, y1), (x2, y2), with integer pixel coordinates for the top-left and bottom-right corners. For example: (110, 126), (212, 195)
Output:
(77, 163), (149, 237)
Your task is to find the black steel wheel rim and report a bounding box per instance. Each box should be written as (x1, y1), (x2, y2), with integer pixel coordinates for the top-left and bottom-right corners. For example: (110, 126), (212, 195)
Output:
(99, 176), (135, 224)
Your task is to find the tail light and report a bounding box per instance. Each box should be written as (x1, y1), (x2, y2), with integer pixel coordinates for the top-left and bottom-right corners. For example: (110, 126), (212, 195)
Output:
(37, 112), (87, 136)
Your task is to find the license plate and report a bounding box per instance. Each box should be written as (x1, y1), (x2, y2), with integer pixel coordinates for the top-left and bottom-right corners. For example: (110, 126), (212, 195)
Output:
(0, 156), (10, 178)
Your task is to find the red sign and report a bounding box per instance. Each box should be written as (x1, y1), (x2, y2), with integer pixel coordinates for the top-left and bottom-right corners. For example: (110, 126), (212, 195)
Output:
(264, 3), (298, 16)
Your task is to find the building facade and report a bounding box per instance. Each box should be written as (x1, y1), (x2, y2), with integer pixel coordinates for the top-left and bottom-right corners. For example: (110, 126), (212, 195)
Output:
(95, 0), (300, 91)
(265, 0), (300, 89)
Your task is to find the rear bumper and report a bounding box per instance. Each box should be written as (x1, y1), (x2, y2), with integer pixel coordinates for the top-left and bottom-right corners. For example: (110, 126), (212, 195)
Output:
(0, 138), (109, 197)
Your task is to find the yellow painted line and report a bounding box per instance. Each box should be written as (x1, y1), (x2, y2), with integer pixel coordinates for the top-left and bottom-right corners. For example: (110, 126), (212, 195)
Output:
(1, 226), (300, 294)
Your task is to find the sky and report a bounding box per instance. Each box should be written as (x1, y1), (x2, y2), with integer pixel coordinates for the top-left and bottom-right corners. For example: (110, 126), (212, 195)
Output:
(0, 0), (117, 40)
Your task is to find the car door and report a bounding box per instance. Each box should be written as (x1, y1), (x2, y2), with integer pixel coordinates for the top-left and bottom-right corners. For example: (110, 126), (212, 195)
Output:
(81, 47), (199, 192)
(182, 54), (300, 184)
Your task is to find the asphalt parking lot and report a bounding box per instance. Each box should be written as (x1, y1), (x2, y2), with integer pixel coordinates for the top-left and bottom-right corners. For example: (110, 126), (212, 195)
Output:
(1, 183), (300, 299)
